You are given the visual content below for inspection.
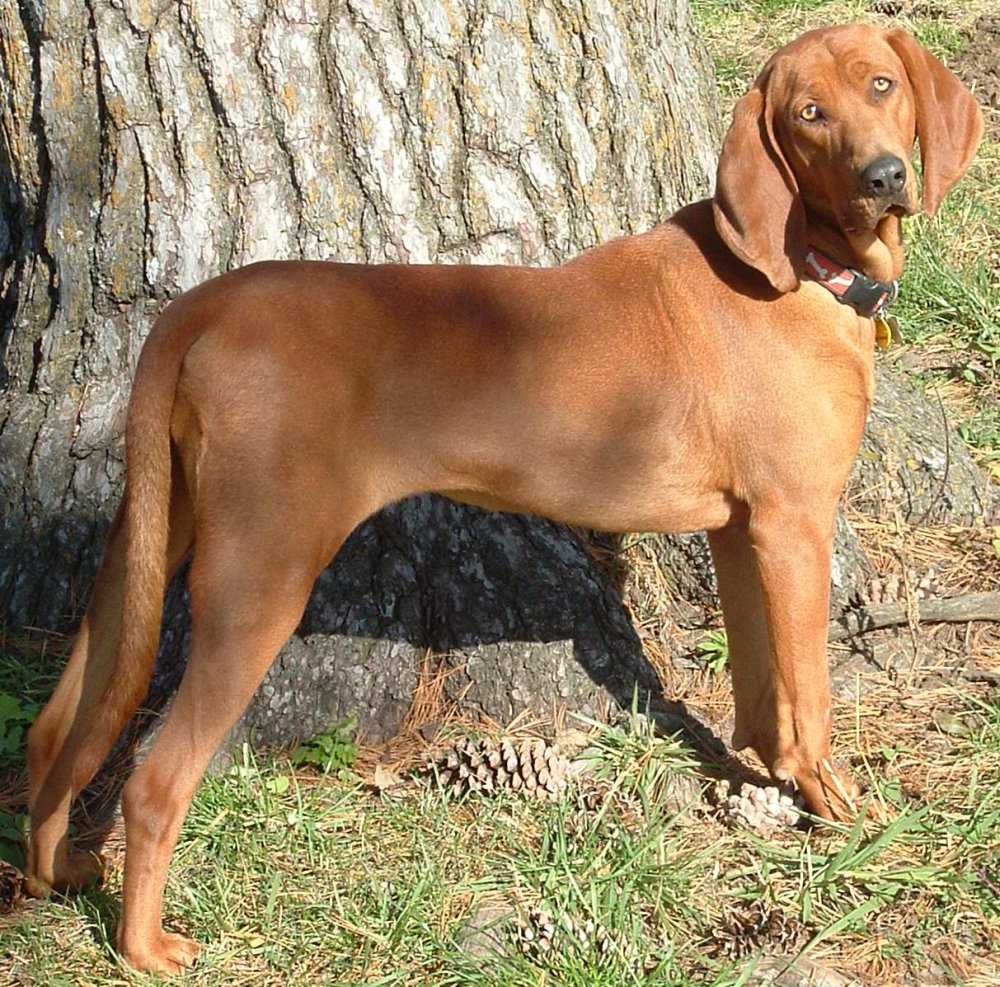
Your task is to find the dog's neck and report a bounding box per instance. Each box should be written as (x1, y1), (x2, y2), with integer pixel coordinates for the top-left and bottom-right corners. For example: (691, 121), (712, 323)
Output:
(807, 214), (905, 284)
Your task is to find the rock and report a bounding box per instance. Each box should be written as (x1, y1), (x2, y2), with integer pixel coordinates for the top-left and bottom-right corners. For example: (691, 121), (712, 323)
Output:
(743, 954), (866, 986)
(455, 899), (515, 960)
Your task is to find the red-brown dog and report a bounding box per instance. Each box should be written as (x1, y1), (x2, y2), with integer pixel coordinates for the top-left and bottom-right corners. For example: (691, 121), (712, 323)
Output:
(26, 24), (981, 973)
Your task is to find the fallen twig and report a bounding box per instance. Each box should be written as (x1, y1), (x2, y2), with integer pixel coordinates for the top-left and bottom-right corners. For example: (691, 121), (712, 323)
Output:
(828, 591), (1000, 642)
(961, 668), (1000, 686)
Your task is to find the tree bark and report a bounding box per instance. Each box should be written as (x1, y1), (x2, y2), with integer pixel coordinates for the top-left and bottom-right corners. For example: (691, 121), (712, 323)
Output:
(1, 0), (995, 753)
(0, 0), (719, 625)
(1, 0), (720, 744)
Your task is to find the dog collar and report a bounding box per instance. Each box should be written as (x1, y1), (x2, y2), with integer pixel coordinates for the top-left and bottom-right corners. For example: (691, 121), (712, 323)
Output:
(803, 247), (898, 318)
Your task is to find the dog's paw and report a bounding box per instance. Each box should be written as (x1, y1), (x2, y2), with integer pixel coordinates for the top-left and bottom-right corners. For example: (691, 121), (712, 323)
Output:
(795, 758), (890, 824)
(24, 850), (105, 897)
(121, 931), (202, 975)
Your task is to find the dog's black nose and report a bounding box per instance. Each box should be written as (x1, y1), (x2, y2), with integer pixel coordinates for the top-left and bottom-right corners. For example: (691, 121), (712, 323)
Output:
(860, 154), (907, 198)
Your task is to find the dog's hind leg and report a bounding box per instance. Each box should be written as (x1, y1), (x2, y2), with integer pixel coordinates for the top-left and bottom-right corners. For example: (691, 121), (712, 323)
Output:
(26, 466), (194, 896)
(113, 492), (356, 974)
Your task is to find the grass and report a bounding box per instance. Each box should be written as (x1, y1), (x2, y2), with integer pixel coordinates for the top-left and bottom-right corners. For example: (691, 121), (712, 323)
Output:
(2, 654), (999, 984)
(2, 1), (999, 984)
(895, 185), (1000, 472)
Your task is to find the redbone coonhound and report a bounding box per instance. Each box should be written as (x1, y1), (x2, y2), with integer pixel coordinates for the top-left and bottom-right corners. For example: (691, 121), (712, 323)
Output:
(26, 24), (982, 974)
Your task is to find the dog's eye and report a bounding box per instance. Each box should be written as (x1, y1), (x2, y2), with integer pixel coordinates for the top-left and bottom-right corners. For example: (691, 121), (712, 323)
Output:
(873, 76), (893, 95)
(800, 103), (822, 123)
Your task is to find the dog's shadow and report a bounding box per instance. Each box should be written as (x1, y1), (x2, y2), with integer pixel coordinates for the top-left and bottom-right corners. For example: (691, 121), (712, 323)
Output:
(144, 494), (726, 763)
(62, 495), (735, 885)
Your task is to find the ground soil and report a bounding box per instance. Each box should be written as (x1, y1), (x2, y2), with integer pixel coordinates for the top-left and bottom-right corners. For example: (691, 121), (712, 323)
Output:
(953, 14), (1000, 135)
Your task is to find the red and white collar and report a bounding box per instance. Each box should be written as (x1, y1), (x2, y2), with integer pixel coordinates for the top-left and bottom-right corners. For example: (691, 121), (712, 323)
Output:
(803, 247), (898, 318)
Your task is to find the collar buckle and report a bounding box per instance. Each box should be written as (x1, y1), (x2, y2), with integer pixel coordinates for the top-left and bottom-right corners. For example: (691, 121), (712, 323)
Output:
(842, 269), (898, 318)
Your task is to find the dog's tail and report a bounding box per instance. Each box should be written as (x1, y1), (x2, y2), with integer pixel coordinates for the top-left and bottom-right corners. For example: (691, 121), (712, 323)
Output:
(72, 304), (196, 789)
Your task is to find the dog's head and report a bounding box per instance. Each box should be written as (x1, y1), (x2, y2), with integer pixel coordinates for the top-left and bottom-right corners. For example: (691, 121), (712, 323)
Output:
(713, 24), (983, 291)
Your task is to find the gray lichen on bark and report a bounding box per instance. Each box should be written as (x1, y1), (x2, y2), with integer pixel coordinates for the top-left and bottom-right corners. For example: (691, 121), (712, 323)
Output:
(2, 0), (722, 747)
(1, 0), (719, 629)
(2, 1), (995, 754)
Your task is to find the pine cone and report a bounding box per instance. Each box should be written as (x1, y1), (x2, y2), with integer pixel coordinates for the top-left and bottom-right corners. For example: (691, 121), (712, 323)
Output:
(517, 905), (557, 955)
(0, 860), (25, 915)
(570, 916), (613, 956)
(710, 901), (805, 959)
(867, 567), (941, 604)
(715, 780), (800, 836)
(579, 777), (645, 835)
(516, 906), (614, 961)
(915, 568), (941, 600)
(423, 735), (569, 801)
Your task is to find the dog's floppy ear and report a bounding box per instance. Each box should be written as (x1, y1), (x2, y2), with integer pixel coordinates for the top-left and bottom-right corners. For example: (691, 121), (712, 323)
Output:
(713, 83), (806, 293)
(885, 29), (983, 218)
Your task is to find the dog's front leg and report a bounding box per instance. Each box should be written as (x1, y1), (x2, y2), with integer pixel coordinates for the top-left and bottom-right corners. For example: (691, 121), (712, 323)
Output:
(710, 508), (860, 820)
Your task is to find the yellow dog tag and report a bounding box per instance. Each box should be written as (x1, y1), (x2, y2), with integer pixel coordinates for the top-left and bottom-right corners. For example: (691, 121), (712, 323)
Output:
(874, 314), (901, 350)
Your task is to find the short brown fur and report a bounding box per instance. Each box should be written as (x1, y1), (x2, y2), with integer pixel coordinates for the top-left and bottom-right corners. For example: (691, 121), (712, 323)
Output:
(26, 24), (982, 974)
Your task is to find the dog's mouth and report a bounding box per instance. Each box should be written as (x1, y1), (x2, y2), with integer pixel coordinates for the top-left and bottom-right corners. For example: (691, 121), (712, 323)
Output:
(882, 201), (916, 222)
(842, 197), (917, 235)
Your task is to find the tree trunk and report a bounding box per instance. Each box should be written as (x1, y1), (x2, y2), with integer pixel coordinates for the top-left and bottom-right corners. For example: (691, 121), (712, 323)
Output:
(1, 0), (720, 745)
(2, 0), (995, 754)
